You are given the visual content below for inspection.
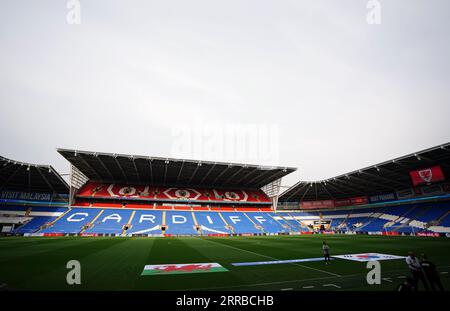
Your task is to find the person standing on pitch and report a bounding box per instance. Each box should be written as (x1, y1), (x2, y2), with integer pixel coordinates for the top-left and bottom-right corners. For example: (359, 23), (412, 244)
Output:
(420, 254), (444, 291)
(323, 241), (331, 265)
(405, 251), (429, 291)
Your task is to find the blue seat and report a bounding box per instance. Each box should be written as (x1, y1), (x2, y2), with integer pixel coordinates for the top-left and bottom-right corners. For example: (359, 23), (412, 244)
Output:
(194, 212), (230, 234)
(14, 216), (57, 234)
(127, 210), (163, 235)
(165, 211), (198, 235)
(41, 208), (100, 234)
(356, 218), (388, 232)
(220, 212), (263, 234)
(246, 212), (288, 233)
(84, 209), (132, 234)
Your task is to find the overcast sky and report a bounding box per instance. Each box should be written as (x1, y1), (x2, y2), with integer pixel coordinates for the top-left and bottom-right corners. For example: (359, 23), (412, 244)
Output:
(1, 0), (449, 188)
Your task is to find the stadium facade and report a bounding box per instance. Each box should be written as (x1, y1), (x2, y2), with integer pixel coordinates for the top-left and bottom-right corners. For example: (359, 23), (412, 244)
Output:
(1, 143), (449, 237)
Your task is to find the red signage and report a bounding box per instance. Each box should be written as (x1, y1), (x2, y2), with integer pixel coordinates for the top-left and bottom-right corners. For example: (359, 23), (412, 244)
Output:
(334, 196), (368, 207)
(300, 196), (368, 209)
(300, 200), (335, 209)
(409, 166), (445, 186)
(351, 196), (368, 205)
(416, 232), (440, 237)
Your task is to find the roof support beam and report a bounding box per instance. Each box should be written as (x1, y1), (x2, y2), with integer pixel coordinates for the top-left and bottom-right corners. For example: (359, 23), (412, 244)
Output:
(361, 170), (411, 188)
(322, 181), (350, 198)
(187, 163), (201, 184)
(36, 167), (59, 198)
(95, 155), (115, 181)
(318, 182), (334, 200)
(257, 170), (288, 188)
(199, 164), (217, 185)
(210, 166), (232, 186)
(113, 156), (129, 183)
(163, 161), (169, 185)
(412, 154), (450, 170)
(299, 184), (312, 202)
(234, 169), (258, 185)
(131, 158), (142, 183)
(0, 165), (22, 191)
(348, 174), (397, 192)
(342, 175), (382, 192)
(175, 161), (185, 184)
(327, 179), (367, 196)
(242, 169), (274, 187)
(148, 159), (154, 184)
(222, 166), (247, 186)
(0, 162), (16, 174)
(282, 182), (309, 202)
(76, 154), (103, 181)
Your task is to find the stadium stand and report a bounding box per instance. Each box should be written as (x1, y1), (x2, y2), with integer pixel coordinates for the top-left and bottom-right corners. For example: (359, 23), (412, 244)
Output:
(246, 212), (288, 234)
(220, 212), (263, 234)
(83, 209), (133, 234)
(77, 182), (271, 204)
(165, 211), (198, 235)
(14, 216), (57, 234)
(127, 209), (164, 235)
(0, 155), (69, 234)
(3, 143), (450, 236)
(40, 208), (96, 234)
(277, 143), (450, 235)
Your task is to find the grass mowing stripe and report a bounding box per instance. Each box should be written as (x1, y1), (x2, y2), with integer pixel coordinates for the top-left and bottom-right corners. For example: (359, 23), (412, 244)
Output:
(0, 237), (115, 264)
(1, 235), (449, 290)
(202, 237), (341, 277)
(191, 265), (450, 291)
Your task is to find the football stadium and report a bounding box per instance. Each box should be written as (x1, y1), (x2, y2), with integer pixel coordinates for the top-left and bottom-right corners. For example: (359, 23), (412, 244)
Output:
(1, 144), (450, 291)
(2, 2), (450, 306)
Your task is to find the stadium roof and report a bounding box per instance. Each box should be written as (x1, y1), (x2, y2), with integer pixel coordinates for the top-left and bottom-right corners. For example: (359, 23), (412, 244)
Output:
(57, 149), (296, 189)
(0, 155), (69, 195)
(279, 142), (450, 202)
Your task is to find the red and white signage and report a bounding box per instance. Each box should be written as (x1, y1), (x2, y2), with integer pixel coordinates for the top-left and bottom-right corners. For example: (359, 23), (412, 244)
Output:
(334, 196), (368, 207)
(76, 182), (269, 204)
(300, 200), (335, 209)
(409, 166), (445, 186)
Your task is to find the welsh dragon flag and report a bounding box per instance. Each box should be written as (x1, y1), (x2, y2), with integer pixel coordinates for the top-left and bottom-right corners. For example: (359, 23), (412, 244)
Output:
(141, 263), (228, 276)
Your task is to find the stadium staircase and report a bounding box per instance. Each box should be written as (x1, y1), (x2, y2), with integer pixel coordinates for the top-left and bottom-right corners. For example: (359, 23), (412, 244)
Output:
(341, 210), (352, 230)
(269, 214), (294, 233)
(428, 211), (450, 233)
(279, 215), (299, 232)
(436, 210), (450, 225)
(218, 212), (235, 234)
(80, 209), (104, 234)
(36, 207), (71, 233)
(243, 213), (265, 233)
(287, 213), (309, 231)
(25, 207), (32, 217)
(191, 212), (201, 235)
(122, 210), (136, 236)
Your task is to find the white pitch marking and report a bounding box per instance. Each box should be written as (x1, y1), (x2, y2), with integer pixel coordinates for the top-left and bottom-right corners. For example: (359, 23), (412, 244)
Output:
(281, 288), (293, 291)
(202, 238), (341, 277)
(302, 285), (314, 289)
(190, 265), (450, 291)
(323, 284), (341, 288)
(440, 271), (448, 274)
(382, 278), (393, 283)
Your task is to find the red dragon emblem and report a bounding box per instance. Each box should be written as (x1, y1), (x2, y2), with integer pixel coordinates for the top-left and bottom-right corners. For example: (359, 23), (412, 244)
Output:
(155, 264), (212, 272)
(418, 169), (433, 183)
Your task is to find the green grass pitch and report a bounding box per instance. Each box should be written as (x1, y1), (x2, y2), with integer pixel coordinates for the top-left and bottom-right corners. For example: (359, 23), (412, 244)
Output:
(0, 235), (449, 291)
